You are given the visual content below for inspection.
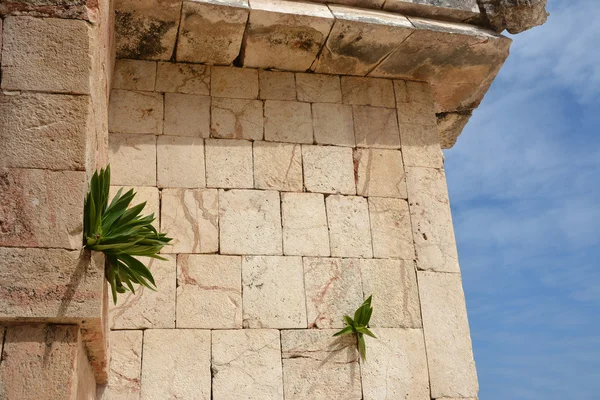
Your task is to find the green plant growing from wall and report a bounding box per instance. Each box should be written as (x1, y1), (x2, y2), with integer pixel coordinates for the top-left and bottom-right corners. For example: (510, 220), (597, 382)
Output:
(83, 165), (171, 304)
(333, 296), (377, 361)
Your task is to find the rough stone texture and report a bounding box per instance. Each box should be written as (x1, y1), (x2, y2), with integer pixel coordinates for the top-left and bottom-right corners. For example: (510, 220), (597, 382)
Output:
(403, 123), (445, 167)
(112, 59), (157, 91)
(303, 257), (364, 328)
(176, 0), (249, 64)
(326, 195), (373, 258)
(355, 148), (407, 198)
(302, 145), (355, 195)
(281, 329), (361, 399)
(160, 188), (219, 254)
(242, 256), (307, 328)
(115, 0), (181, 60)
(312, 103), (355, 147)
(163, 93), (211, 137)
(1, 16), (91, 94)
(211, 97), (264, 140)
(104, 330), (143, 400)
(108, 134), (157, 186)
(264, 100), (313, 144)
(368, 197), (414, 259)
(295, 73), (342, 103)
(353, 106), (401, 149)
(341, 76), (395, 108)
(253, 141), (303, 192)
(157, 136), (205, 188)
(418, 271), (478, 398)
(405, 167), (459, 273)
(219, 189), (283, 255)
(437, 111), (472, 149)
(155, 62), (210, 94)
(212, 329), (284, 399)
(205, 139), (254, 188)
(242, 0), (334, 71)
(0, 1), (98, 20)
(394, 79), (437, 126)
(361, 328), (430, 400)
(479, 0), (548, 34)
(0, 169), (85, 249)
(177, 254), (242, 329)
(110, 256), (176, 330)
(141, 329), (211, 399)
(108, 90), (163, 134)
(259, 70), (296, 100)
(282, 192), (330, 257)
(383, 0), (480, 22)
(211, 66), (259, 99)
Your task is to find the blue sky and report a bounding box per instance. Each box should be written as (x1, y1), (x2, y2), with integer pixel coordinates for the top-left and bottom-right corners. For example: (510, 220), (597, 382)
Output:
(444, 0), (600, 398)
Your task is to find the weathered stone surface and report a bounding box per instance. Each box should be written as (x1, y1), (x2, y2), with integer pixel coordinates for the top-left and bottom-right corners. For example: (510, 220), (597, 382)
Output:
(160, 188), (219, 253)
(104, 330), (143, 400)
(479, 0), (548, 34)
(109, 90), (163, 134)
(157, 136), (205, 188)
(110, 256), (176, 330)
(405, 167), (459, 273)
(155, 62), (210, 94)
(0, 169), (85, 249)
(1, 16), (91, 93)
(211, 98), (264, 140)
(341, 76), (395, 108)
(402, 123), (445, 168)
(383, 0), (480, 22)
(108, 134), (156, 186)
(113, 59), (157, 91)
(0, 1), (98, 20)
(141, 329), (211, 399)
(219, 189), (282, 255)
(295, 73), (342, 103)
(115, 0), (181, 60)
(302, 145), (355, 195)
(177, 254), (242, 328)
(309, 0), (385, 9)
(176, 0), (249, 64)
(368, 197), (414, 259)
(253, 141), (303, 192)
(303, 257), (364, 328)
(436, 110), (472, 149)
(76, 327), (98, 398)
(353, 106), (401, 149)
(394, 79), (437, 126)
(282, 193), (330, 257)
(264, 100), (313, 144)
(259, 70), (296, 100)
(242, 256), (307, 328)
(212, 329), (284, 399)
(205, 139), (254, 188)
(211, 66), (259, 99)
(418, 271), (478, 398)
(355, 148), (407, 198)
(326, 195), (373, 258)
(361, 328), (430, 400)
(242, 0), (334, 71)
(312, 103), (355, 147)
(164, 93), (211, 137)
(281, 329), (361, 399)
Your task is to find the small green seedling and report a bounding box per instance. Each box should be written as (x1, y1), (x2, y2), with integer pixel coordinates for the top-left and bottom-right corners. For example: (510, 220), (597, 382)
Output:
(333, 296), (377, 360)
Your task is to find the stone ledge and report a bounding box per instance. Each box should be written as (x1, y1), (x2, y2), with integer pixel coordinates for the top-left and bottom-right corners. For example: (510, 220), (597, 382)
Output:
(0, 0), (99, 21)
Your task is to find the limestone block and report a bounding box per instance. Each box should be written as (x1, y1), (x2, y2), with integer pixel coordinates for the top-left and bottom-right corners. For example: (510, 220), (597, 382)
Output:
(259, 70), (296, 100)
(242, 0), (334, 71)
(341, 76), (395, 108)
(295, 73), (342, 103)
(160, 188), (219, 253)
(418, 271), (478, 398)
(141, 329), (211, 399)
(361, 328), (430, 400)
(402, 123), (444, 168)
(405, 167), (459, 272)
(212, 330), (284, 399)
(219, 189), (283, 255)
(1, 17), (91, 93)
(164, 93), (211, 137)
(104, 330), (143, 400)
(264, 100), (313, 144)
(326, 195), (373, 258)
(352, 105), (401, 149)
(355, 148), (407, 198)
(211, 98), (264, 140)
(177, 254), (242, 328)
(157, 136), (205, 188)
(253, 141), (303, 191)
(109, 90), (163, 134)
(108, 134), (157, 187)
(383, 0), (480, 22)
(0, 169), (85, 249)
(110, 256), (176, 330)
(155, 62), (210, 94)
(205, 139), (254, 188)
(281, 329), (361, 399)
(437, 110), (471, 149)
(113, 59), (157, 91)
(312, 103), (355, 147)
(115, 0), (181, 60)
(302, 145), (355, 195)
(282, 192), (329, 257)
(211, 66), (259, 99)
(313, 6), (413, 76)
(368, 197), (414, 259)
(394, 80), (437, 126)
(176, 0), (249, 64)
(303, 257), (364, 328)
